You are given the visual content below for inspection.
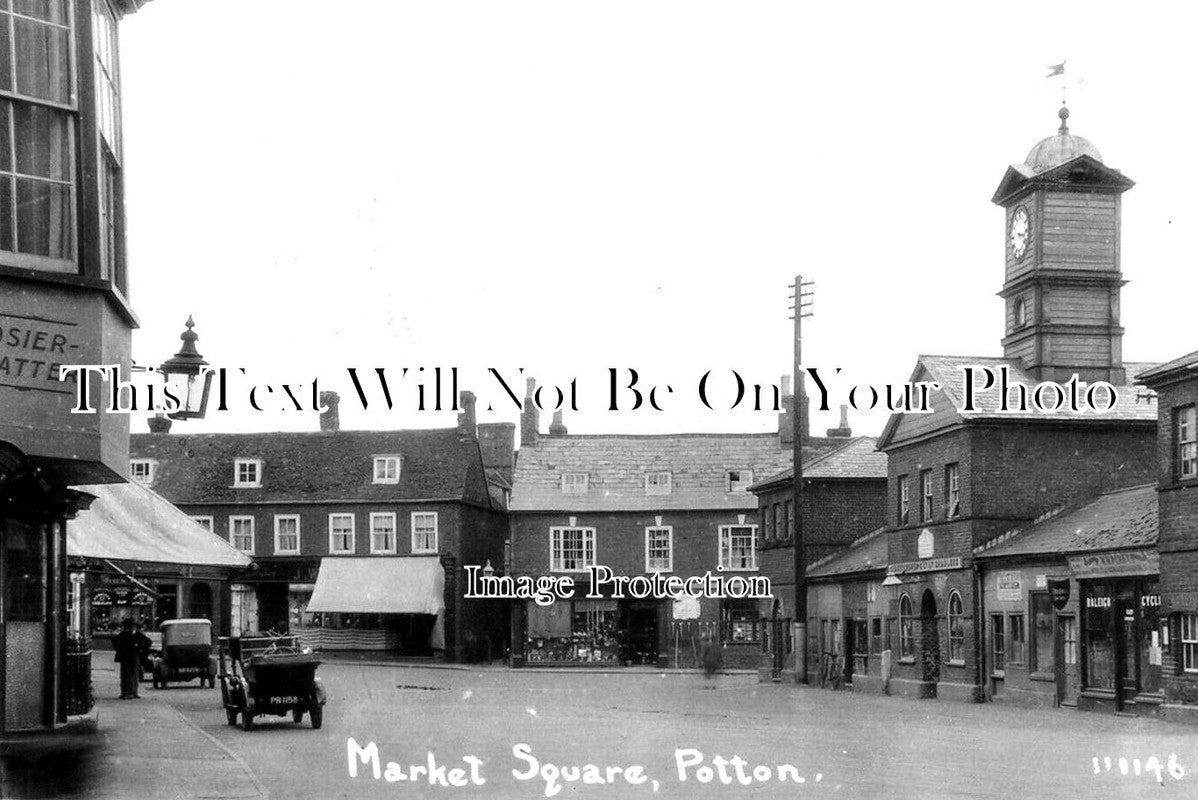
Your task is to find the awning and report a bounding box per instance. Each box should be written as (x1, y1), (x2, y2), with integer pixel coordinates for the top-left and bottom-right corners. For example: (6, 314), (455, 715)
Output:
(307, 557), (444, 615)
(68, 481), (251, 568)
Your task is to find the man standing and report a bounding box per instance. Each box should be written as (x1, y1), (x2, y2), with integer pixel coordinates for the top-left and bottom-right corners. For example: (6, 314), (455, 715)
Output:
(113, 620), (150, 699)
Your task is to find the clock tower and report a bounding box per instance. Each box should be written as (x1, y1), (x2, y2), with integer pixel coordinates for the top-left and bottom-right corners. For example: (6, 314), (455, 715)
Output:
(991, 105), (1135, 384)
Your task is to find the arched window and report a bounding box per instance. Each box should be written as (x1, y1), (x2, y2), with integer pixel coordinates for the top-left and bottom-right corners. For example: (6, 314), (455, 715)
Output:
(948, 591), (964, 663)
(899, 593), (913, 659)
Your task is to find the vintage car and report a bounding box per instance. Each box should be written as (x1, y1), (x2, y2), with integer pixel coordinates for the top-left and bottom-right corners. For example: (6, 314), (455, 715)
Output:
(218, 634), (325, 731)
(150, 619), (217, 688)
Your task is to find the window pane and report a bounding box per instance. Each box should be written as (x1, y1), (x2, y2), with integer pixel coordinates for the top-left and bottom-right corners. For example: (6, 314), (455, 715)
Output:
(16, 177), (70, 256)
(1032, 593), (1053, 672)
(0, 21), (11, 93)
(0, 176), (10, 251)
(14, 0), (69, 24)
(14, 17), (70, 104)
(14, 103), (68, 178)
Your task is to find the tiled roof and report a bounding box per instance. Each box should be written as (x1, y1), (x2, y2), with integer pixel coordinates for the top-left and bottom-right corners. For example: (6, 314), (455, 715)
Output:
(1137, 349), (1198, 385)
(916, 355), (1160, 423)
(749, 437), (886, 490)
(130, 429), (489, 507)
(807, 527), (889, 579)
(974, 484), (1158, 560)
(68, 481), (251, 568)
(509, 433), (842, 512)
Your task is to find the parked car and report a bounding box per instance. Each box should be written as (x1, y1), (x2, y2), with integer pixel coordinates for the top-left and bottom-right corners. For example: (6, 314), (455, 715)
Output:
(150, 619), (217, 688)
(218, 634), (325, 731)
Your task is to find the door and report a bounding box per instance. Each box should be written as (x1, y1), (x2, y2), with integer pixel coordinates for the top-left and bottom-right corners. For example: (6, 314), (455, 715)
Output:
(1113, 583), (1139, 711)
(1054, 614), (1079, 706)
(3, 520), (49, 731)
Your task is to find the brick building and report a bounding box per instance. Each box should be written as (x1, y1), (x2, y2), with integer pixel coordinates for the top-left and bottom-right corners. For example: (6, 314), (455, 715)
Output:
(129, 392), (511, 662)
(1139, 351), (1198, 723)
(873, 107), (1161, 703)
(508, 380), (843, 669)
(748, 430), (888, 681)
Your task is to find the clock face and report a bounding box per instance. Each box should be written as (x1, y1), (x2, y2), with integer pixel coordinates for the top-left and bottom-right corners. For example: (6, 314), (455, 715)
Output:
(1010, 206), (1030, 259)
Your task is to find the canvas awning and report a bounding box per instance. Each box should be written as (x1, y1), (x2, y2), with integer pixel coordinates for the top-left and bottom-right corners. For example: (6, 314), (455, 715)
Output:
(306, 557), (444, 615)
(68, 481), (251, 568)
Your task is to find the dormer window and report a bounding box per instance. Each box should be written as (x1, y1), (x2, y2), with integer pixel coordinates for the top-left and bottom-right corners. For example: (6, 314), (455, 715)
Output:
(645, 471), (671, 495)
(725, 470), (753, 493)
(129, 459), (155, 485)
(234, 459), (262, 488)
(373, 455), (400, 484)
(561, 473), (588, 494)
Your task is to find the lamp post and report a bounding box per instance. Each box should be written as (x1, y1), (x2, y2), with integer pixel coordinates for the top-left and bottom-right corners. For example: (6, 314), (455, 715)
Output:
(159, 316), (213, 420)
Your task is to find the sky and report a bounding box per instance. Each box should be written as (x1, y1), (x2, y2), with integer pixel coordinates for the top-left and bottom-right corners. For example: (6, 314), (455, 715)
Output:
(116, 1), (1198, 441)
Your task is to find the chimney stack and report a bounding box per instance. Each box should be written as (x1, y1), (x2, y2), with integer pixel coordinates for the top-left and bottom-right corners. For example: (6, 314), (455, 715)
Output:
(319, 391), (340, 432)
(147, 413), (172, 434)
(520, 377), (540, 447)
(826, 404), (853, 438)
(457, 390), (477, 438)
(549, 410), (568, 437)
(778, 374), (794, 446)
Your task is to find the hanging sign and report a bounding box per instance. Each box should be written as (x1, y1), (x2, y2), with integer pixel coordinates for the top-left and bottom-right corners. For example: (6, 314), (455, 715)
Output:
(1047, 578), (1071, 610)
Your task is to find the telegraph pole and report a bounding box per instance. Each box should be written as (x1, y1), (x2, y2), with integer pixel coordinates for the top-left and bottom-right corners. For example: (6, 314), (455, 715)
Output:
(790, 275), (813, 683)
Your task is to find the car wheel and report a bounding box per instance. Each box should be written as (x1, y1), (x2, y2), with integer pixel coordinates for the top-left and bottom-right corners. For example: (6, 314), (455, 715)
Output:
(226, 708), (238, 726)
(241, 710), (253, 732)
(310, 705), (323, 730)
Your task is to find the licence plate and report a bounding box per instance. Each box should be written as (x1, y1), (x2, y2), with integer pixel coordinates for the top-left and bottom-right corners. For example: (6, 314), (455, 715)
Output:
(268, 696), (300, 704)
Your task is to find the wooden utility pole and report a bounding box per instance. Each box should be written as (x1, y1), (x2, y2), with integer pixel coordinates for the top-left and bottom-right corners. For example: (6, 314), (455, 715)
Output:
(790, 275), (813, 682)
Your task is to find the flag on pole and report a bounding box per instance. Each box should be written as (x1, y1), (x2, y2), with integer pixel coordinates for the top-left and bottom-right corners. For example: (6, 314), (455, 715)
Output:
(1046, 62), (1065, 78)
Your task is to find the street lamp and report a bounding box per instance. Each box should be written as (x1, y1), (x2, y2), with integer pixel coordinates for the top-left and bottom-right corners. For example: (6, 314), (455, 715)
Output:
(159, 315), (213, 420)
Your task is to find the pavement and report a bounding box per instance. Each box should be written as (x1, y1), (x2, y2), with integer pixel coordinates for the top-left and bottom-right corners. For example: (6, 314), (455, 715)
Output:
(40, 664), (267, 800)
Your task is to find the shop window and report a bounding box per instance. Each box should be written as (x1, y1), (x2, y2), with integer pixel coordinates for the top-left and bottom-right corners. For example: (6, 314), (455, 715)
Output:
(274, 515), (300, 555)
(722, 599), (761, 643)
(328, 513), (355, 554)
(920, 469), (933, 521)
(188, 583), (212, 621)
(991, 614), (1005, 671)
(1030, 592), (1054, 673)
(897, 475), (909, 525)
(1084, 582), (1115, 690)
(550, 527), (595, 572)
(1008, 613), (1026, 665)
(369, 513), (396, 554)
(945, 463), (960, 517)
(1177, 406), (1197, 481)
(644, 526), (672, 572)
(947, 591), (964, 663)
(229, 516), (254, 554)
(1061, 615), (1077, 665)
(718, 525), (757, 571)
(898, 594), (914, 659)
(1182, 614), (1198, 674)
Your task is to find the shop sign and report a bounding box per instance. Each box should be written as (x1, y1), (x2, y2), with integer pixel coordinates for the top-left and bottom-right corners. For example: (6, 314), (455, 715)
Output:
(672, 595), (700, 620)
(887, 557), (962, 576)
(1067, 549), (1158, 579)
(91, 590), (114, 606)
(996, 571), (1022, 602)
(1047, 578), (1071, 610)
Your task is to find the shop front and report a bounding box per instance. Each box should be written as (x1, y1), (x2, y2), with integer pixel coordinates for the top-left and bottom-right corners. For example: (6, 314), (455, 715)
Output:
(1076, 569), (1164, 715)
(302, 557), (446, 654)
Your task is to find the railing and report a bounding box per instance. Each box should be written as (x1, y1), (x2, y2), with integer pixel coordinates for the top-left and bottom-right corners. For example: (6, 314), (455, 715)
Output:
(65, 636), (94, 716)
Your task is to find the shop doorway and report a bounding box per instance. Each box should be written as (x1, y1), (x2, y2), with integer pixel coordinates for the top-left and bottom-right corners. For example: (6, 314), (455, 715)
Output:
(621, 601), (659, 665)
(920, 590), (940, 686)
